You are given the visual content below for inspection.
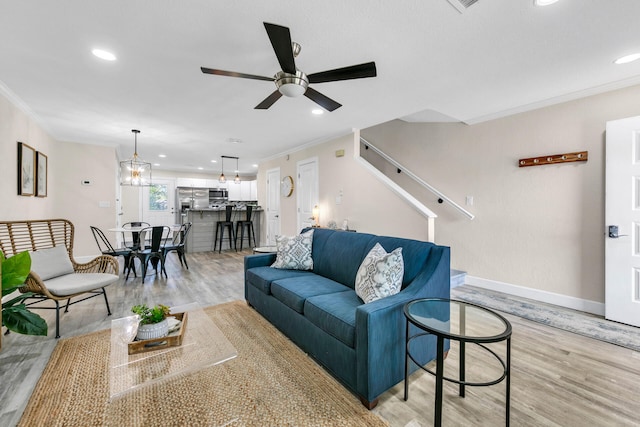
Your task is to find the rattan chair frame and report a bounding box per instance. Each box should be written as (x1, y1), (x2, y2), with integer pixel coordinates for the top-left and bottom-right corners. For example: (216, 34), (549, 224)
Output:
(0, 219), (118, 338)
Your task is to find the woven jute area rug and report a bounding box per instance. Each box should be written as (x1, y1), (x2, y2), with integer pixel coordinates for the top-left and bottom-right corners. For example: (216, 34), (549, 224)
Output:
(19, 301), (388, 426)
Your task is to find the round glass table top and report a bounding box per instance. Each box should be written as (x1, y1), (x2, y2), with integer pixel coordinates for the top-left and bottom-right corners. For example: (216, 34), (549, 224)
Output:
(404, 298), (512, 342)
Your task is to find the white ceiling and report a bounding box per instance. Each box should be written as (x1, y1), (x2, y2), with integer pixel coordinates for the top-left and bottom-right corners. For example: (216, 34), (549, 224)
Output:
(2, 0), (640, 175)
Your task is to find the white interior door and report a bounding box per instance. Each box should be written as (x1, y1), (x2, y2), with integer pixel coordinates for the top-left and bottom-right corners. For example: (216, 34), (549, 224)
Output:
(266, 168), (281, 246)
(297, 157), (318, 232)
(142, 178), (176, 226)
(605, 116), (640, 327)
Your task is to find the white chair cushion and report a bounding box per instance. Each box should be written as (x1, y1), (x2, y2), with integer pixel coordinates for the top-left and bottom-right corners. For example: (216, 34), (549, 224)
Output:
(44, 273), (118, 297)
(29, 246), (74, 281)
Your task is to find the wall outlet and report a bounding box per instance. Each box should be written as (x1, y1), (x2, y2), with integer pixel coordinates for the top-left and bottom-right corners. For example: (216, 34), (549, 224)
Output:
(466, 196), (474, 206)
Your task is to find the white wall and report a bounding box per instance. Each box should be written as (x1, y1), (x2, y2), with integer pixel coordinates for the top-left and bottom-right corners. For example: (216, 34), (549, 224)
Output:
(361, 84), (640, 307)
(257, 133), (432, 240)
(258, 84), (640, 311)
(0, 92), (118, 257)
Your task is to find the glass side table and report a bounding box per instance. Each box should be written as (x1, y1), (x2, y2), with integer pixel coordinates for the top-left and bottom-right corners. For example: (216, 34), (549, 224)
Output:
(109, 302), (237, 399)
(403, 298), (512, 427)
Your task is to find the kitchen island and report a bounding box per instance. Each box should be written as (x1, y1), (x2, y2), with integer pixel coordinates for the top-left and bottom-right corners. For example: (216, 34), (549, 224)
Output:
(185, 207), (262, 253)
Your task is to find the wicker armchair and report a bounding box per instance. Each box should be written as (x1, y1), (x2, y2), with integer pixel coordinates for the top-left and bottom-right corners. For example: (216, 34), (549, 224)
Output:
(0, 219), (118, 338)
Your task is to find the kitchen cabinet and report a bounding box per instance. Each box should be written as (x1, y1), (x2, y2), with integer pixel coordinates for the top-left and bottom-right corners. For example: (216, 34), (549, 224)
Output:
(207, 179), (226, 189)
(227, 181), (242, 201)
(176, 178), (207, 188)
(228, 180), (257, 201)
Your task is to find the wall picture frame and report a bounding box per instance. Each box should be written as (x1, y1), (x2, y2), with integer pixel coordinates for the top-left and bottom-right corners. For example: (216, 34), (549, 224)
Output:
(17, 142), (35, 196)
(36, 151), (48, 197)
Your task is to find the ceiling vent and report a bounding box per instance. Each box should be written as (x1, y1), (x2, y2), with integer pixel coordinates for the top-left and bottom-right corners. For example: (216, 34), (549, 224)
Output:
(447, 0), (479, 13)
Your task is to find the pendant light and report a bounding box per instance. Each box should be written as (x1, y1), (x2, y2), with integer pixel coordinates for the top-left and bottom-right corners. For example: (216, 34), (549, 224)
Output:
(234, 157), (241, 184)
(219, 156), (226, 184)
(120, 129), (152, 186)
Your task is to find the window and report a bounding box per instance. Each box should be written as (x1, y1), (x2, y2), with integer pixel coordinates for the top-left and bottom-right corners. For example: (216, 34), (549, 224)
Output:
(149, 184), (168, 211)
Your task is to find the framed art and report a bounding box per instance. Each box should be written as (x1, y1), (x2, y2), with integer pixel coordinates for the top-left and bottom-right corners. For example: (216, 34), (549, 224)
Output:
(17, 142), (35, 196)
(36, 151), (48, 197)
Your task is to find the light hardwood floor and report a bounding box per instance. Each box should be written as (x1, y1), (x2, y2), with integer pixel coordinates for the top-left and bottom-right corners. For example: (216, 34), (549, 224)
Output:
(1, 250), (640, 426)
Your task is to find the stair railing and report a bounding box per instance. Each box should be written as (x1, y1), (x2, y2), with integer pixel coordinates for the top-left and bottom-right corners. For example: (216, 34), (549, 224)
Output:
(359, 136), (475, 220)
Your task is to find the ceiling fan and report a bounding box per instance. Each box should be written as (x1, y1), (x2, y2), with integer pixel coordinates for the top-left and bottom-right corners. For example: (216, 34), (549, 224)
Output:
(201, 22), (377, 112)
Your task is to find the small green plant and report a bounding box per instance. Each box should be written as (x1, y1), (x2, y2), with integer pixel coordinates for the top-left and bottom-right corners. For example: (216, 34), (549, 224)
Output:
(131, 304), (170, 325)
(1, 250), (48, 336)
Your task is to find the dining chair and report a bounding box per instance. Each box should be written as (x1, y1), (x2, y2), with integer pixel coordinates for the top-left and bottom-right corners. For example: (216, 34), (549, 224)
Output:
(235, 206), (257, 250)
(128, 226), (170, 282)
(214, 206), (236, 253)
(161, 222), (192, 271)
(90, 226), (135, 277)
(121, 221), (150, 251)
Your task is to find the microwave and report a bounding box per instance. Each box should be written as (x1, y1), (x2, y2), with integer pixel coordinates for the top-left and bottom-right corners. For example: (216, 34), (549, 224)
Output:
(209, 188), (228, 201)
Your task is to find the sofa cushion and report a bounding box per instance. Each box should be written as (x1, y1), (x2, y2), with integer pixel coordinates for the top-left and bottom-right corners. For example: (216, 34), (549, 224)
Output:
(45, 273), (118, 297)
(304, 291), (361, 348)
(271, 229), (314, 270)
(29, 246), (74, 281)
(271, 275), (349, 313)
(309, 229), (376, 289)
(246, 266), (314, 295)
(355, 243), (404, 303)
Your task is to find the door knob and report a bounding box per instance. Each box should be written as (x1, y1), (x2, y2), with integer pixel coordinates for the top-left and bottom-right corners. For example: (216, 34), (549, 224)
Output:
(608, 225), (628, 238)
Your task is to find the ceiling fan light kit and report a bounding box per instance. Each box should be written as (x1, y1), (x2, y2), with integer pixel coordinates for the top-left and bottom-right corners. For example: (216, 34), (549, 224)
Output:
(201, 22), (376, 112)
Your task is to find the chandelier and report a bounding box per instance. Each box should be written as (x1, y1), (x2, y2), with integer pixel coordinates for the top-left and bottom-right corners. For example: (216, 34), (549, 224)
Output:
(120, 129), (152, 186)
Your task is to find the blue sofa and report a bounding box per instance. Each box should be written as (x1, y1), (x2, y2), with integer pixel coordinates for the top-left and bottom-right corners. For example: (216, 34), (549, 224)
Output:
(244, 228), (450, 408)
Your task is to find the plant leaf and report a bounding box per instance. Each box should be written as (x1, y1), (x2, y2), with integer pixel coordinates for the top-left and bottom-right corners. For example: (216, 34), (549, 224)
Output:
(2, 291), (34, 309)
(2, 305), (48, 336)
(1, 250), (31, 291)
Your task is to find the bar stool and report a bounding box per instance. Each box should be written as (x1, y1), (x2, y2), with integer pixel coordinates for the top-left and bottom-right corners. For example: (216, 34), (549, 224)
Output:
(235, 205), (257, 250)
(214, 205), (236, 253)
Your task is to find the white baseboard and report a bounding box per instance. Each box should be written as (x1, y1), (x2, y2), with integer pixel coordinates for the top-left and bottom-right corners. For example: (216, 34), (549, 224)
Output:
(465, 275), (605, 316)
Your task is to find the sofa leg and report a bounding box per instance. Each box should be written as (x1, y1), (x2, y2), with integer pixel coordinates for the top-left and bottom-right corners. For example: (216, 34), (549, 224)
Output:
(359, 396), (379, 410)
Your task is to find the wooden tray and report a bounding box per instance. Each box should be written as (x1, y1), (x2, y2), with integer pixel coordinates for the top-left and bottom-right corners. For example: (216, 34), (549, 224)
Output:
(127, 312), (188, 355)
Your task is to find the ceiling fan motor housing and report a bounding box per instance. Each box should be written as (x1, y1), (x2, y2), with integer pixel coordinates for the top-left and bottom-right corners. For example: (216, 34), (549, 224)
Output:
(275, 70), (308, 97)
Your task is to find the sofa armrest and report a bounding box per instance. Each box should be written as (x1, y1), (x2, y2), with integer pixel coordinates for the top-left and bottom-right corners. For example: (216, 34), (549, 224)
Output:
(354, 246), (450, 401)
(244, 253), (276, 270)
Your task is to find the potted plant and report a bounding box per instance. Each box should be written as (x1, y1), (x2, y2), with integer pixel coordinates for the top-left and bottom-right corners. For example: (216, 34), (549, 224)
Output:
(131, 303), (170, 340)
(1, 250), (48, 348)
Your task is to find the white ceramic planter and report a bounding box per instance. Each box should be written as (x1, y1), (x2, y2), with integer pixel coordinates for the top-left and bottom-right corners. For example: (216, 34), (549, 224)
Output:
(136, 319), (169, 341)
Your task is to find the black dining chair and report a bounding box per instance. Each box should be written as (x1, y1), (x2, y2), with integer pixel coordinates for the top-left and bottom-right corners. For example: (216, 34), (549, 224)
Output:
(162, 222), (192, 271)
(121, 221), (150, 251)
(235, 206), (257, 250)
(127, 226), (170, 282)
(90, 226), (135, 277)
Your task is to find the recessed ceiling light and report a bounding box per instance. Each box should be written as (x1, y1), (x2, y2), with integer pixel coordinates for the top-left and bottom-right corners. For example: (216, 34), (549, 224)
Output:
(210, 159), (217, 163)
(227, 138), (242, 144)
(158, 154), (166, 158)
(312, 109), (324, 115)
(614, 53), (640, 65)
(153, 163), (160, 166)
(534, 0), (559, 5)
(91, 48), (116, 61)
(197, 167), (204, 170)
(252, 164), (258, 168)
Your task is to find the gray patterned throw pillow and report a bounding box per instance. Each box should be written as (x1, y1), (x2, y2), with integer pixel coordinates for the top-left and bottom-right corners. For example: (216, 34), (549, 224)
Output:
(355, 243), (404, 303)
(271, 229), (314, 270)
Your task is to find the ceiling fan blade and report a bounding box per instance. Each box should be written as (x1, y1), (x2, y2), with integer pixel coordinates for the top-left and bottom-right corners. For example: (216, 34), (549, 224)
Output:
(307, 62), (377, 84)
(255, 90), (283, 109)
(304, 87), (341, 112)
(264, 22), (296, 75)
(201, 67), (274, 82)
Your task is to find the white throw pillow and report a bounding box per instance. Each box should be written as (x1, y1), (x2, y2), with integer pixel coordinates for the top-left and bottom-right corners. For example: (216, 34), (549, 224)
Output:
(271, 229), (314, 270)
(29, 246), (74, 281)
(355, 243), (404, 304)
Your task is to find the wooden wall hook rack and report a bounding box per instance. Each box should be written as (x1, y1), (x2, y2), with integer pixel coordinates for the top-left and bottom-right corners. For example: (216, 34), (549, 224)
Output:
(518, 151), (588, 167)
